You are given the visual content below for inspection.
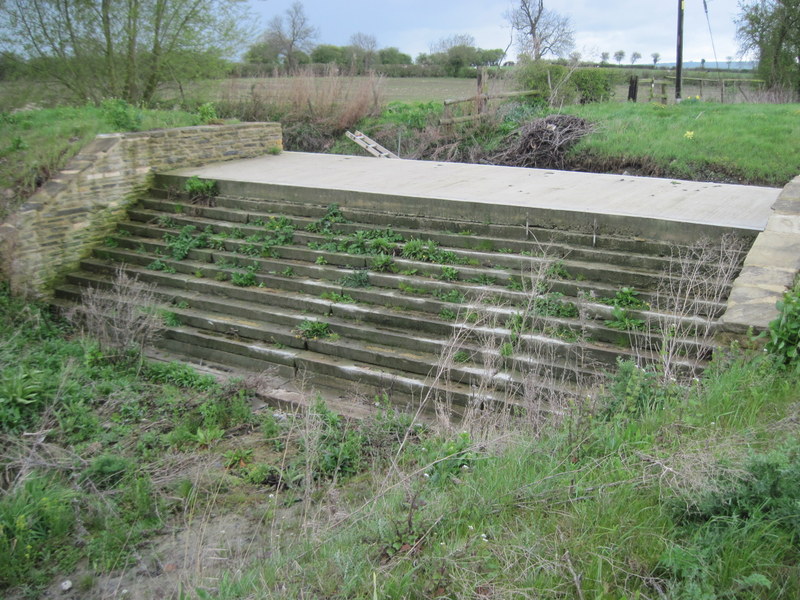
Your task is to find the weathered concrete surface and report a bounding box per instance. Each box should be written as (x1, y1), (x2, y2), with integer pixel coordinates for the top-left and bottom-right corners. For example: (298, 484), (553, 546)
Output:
(170, 152), (779, 242)
(720, 175), (800, 334)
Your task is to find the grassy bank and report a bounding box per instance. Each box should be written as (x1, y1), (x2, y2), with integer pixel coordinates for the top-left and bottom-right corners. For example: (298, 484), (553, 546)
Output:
(564, 101), (800, 187)
(2, 277), (800, 598)
(0, 103), (201, 220)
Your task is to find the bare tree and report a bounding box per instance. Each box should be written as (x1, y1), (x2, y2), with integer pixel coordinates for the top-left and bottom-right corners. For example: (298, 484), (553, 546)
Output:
(429, 33), (477, 54)
(262, 1), (318, 73)
(614, 50), (625, 65)
(600, 51), (610, 64)
(348, 32), (378, 70)
(631, 51), (642, 64)
(651, 52), (661, 66)
(508, 0), (575, 60)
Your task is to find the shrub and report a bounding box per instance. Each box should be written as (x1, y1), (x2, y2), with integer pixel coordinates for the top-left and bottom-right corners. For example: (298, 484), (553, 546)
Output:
(100, 98), (142, 131)
(571, 69), (615, 103)
(183, 176), (218, 204)
(197, 102), (218, 124)
(371, 253), (395, 272)
(764, 282), (800, 365)
(338, 270), (370, 288)
(231, 271), (257, 287)
(67, 267), (164, 361)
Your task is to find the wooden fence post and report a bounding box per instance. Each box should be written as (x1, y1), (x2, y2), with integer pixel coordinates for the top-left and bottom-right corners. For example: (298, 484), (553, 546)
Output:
(476, 67), (488, 114)
(627, 75), (639, 102)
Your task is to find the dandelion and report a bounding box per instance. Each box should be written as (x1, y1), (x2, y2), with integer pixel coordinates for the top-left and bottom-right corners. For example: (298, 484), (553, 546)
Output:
(684, 130), (695, 140)
(468, 525), (474, 530)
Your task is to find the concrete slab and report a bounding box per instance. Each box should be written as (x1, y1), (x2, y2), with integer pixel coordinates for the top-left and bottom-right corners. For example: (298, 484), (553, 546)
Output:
(170, 152), (780, 232)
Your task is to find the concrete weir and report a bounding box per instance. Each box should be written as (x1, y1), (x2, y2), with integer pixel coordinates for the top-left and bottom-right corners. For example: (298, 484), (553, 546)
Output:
(53, 151), (796, 413)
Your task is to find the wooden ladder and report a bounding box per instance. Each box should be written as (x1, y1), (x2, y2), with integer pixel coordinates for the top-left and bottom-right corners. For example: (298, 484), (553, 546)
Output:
(345, 130), (399, 159)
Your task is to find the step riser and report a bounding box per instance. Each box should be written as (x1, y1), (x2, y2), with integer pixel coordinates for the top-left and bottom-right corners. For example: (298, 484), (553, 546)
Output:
(129, 204), (682, 272)
(161, 330), (485, 409)
(66, 262), (714, 367)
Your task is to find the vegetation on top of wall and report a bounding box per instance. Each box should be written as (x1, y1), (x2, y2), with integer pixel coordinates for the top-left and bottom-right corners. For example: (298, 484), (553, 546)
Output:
(0, 105), (201, 221)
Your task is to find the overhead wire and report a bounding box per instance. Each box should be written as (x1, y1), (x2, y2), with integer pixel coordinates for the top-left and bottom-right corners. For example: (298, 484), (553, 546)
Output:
(702, 0), (723, 71)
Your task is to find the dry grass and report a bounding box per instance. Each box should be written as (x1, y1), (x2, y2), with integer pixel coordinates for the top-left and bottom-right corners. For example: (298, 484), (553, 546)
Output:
(644, 235), (747, 380)
(67, 266), (164, 361)
(215, 67), (385, 152)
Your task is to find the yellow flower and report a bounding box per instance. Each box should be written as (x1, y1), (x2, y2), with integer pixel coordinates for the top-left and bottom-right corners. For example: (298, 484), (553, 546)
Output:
(684, 130), (695, 140)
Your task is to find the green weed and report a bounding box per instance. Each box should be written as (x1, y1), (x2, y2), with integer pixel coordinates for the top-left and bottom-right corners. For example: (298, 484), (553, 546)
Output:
(296, 320), (333, 340)
(338, 270), (370, 288)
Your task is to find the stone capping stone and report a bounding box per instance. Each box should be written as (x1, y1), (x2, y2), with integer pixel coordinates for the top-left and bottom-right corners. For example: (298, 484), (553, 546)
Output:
(719, 174), (800, 336)
(0, 122), (282, 297)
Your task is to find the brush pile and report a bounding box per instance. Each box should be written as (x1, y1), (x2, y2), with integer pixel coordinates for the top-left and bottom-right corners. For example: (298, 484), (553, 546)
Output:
(490, 114), (593, 170)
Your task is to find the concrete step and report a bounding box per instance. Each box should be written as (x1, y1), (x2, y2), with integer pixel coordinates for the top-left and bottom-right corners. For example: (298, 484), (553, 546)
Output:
(88, 240), (722, 341)
(52, 176), (744, 415)
(131, 201), (687, 272)
(113, 213), (723, 298)
(145, 188), (717, 257)
(63, 260), (712, 377)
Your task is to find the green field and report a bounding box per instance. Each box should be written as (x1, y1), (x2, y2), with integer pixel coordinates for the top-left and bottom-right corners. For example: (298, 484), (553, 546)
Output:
(565, 101), (800, 186)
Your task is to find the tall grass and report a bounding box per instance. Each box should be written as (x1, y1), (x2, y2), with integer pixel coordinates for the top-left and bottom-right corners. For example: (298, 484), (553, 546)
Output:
(214, 67), (384, 152)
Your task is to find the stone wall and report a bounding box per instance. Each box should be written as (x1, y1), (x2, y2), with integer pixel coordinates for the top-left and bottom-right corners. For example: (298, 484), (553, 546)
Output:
(719, 174), (800, 335)
(0, 122), (282, 297)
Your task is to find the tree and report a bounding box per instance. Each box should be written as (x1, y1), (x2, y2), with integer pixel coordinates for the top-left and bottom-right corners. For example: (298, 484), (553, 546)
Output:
(477, 49), (506, 66)
(430, 34), (476, 54)
(600, 52), (610, 64)
(508, 0), (575, 60)
(311, 44), (345, 65)
(445, 45), (479, 76)
(737, 0), (800, 91)
(0, 0), (248, 104)
(378, 47), (412, 65)
(631, 51), (642, 64)
(614, 50), (625, 65)
(245, 42), (280, 68)
(262, 1), (318, 73)
(346, 32), (378, 71)
(652, 52), (661, 66)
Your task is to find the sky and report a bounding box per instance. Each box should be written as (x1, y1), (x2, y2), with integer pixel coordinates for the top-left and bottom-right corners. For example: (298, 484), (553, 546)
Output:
(246, 0), (748, 66)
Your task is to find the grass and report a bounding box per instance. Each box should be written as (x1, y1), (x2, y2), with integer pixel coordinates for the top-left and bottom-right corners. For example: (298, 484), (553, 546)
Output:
(0, 105), (199, 220)
(563, 101), (800, 186)
(203, 354), (800, 600)
(3, 278), (800, 598)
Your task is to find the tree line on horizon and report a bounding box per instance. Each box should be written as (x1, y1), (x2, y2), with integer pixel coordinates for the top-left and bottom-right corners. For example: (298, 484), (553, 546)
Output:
(0, 0), (795, 105)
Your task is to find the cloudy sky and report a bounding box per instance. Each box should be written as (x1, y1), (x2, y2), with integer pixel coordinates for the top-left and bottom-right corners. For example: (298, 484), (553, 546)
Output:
(247, 0), (747, 65)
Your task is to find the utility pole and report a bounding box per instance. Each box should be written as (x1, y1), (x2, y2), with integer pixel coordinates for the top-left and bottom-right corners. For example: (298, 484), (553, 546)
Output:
(676, 0), (684, 101)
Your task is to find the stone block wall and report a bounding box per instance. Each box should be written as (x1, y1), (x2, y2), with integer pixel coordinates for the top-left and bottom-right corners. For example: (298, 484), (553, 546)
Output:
(0, 122), (281, 297)
(719, 174), (800, 335)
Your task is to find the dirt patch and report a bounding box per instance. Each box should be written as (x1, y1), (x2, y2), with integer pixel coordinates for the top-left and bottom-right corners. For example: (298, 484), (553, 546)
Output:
(35, 509), (271, 600)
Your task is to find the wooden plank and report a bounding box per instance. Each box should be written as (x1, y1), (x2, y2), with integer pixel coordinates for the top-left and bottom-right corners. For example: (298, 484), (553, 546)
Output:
(345, 131), (399, 159)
